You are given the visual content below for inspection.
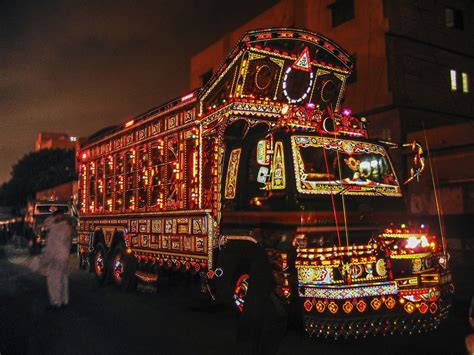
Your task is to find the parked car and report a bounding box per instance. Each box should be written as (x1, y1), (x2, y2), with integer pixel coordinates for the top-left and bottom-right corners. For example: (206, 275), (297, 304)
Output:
(25, 200), (78, 254)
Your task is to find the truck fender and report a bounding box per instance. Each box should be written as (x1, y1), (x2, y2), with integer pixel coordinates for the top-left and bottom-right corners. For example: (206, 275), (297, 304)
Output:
(110, 229), (127, 250)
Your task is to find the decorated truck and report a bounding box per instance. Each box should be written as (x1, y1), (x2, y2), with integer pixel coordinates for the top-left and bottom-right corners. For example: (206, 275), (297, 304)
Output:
(77, 28), (453, 338)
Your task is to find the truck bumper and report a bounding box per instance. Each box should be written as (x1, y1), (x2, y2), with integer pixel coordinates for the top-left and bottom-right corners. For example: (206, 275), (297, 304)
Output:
(299, 281), (452, 339)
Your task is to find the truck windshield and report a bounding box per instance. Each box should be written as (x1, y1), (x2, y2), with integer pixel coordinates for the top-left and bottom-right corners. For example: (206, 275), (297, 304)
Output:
(291, 136), (401, 196)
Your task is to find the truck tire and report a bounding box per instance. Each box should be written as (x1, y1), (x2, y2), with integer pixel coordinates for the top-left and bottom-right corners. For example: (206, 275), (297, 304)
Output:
(93, 242), (107, 285)
(215, 241), (273, 313)
(216, 241), (286, 354)
(110, 242), (136, 291)
(79, 251), (88, 270)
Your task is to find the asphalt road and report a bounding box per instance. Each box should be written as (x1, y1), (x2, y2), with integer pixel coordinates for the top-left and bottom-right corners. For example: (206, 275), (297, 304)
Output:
(0, 243), (472, 355)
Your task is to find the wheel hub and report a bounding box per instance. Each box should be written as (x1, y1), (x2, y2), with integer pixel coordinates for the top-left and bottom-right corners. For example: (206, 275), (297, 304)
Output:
(113, 254), (124, 283)
(234, 274), (250, 312)
(95, 253), (104, 277)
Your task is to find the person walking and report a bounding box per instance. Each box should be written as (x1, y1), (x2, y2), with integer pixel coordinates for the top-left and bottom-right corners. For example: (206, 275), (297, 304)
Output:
(41, 208), (76, 310)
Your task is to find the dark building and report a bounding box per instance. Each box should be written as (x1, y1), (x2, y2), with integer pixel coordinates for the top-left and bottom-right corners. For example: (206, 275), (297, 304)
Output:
(35, 132), (77, 152)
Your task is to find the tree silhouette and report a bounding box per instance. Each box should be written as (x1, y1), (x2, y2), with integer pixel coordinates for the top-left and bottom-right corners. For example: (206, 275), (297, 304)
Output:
(0, 149), (76, 209)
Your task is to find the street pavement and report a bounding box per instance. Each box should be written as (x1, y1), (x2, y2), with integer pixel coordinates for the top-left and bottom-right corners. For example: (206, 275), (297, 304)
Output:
(0, 243), (472, 355)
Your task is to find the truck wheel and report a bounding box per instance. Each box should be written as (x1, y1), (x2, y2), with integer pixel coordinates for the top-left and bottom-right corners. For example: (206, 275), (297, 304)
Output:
(234, 273), (250, 312)
(110, 243), (136, 291)
(79, 251), (91, 271)
(217, 242), (286, 353)
(215, 241), (272, 313)
(93, 242), (107, 285)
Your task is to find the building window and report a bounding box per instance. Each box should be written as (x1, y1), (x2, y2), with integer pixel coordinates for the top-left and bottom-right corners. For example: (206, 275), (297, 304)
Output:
(445, 8), (464, 30)
(462, 72), (469, 93)
(450, 69), (457, 91)
(201, 69), (213, 86)
(451, 70), (470, 93)
(329, 0), (354, 28)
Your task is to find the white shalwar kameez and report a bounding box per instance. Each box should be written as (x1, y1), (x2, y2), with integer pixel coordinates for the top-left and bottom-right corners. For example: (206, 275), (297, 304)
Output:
(41, 214), (74, 307)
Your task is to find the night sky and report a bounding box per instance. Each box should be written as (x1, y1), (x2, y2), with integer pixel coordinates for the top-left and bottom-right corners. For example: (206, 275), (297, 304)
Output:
(0, 0), (277, 183)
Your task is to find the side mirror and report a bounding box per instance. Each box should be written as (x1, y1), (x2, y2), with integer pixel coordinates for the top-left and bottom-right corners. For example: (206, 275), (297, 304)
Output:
(257, 166), (270, 184)
(401, 140), (425, 185)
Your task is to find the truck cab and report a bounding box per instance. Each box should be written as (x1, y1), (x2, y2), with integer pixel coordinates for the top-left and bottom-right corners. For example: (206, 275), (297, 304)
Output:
(218, 109), (452, 337)
(195, 29), (453, 338)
